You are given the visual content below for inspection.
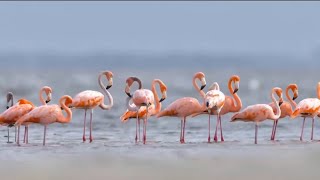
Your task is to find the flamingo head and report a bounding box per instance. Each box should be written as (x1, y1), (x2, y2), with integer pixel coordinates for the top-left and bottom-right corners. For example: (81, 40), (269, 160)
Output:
(158, 80), (167, 102)
(288, 84), (298, 100)
(194, 72), (206, 90)
(231, 75), (240, 94)
(273, 87), (284, 106)
(60, 96), (73, 110)
(102, 71), (114, 89)
(42, 86), (52, 104)
(6, 92), (13, 109)
(125, 77), (142, 97)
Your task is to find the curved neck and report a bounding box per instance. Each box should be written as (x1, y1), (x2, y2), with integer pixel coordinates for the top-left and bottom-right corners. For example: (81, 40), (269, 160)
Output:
(228, 79), (242, 112)
(126, 96), (139, 111)
(58, 97), (72, 123)
(192, 76), (205, 99)
(317, 83), (320, 99)
(270, 90), (281, 120)
(39, 88), (46, 105)
(98, 73), (114, 110)
(286, 86), (297, 108)
(151, 80), (161, 113)
(10, 96), (13, 107)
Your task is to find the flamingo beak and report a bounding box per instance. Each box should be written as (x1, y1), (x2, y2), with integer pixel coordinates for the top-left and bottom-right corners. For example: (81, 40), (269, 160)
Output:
(200, 84), (206, 90)
(106, 85), (112, 89)
(206, 101), (210, 108)
(159, 98), (165, 102)
(279, 101), (283, 106)
(45, 100), (50, 103)
(233, 88), (239, 94)
(60, 107), (64, 110)
(6, 106), (9, 109)
(293, 96), (298, 100)
(126, 92), (132, 98)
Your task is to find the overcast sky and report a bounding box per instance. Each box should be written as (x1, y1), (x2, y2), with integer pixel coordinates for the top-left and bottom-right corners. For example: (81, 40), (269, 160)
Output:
(0, 2), (320, 57)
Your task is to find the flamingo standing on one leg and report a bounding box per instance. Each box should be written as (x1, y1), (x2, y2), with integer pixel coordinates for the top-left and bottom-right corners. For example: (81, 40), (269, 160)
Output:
(192, 75), (242, 142)
(156, 72), (207, 144)
(121, 79), (167, 143)
(291, 82), (320, 141)
(124, 77), (155, 144)
(231, 87), (283, 144)
(15, 95), (73, 146)
(269, 84), (298, 141)
(203, 82), (225, 143)
(71, 71), (114, 143)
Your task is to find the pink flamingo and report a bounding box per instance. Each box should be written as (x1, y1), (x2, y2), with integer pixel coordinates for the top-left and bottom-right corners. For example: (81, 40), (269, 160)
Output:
(71, 71), (114, 143)
(156, 72), (206, 143)
(231, 87), (283, 144)
(269, 84), (298, 140)
(121, 79), (167, 143)
(192, 75), (241, 142)
(15, 95), (73, 146)
(125, 77), (155, 144)
(291, 82), (320, 141)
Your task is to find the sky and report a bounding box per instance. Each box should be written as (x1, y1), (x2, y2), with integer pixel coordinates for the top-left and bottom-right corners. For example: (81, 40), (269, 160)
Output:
(0, 2), (320, 57)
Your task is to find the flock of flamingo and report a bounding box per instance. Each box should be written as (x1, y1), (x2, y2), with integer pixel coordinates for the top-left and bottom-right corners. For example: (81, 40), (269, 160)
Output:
(0, 70), (319, 146)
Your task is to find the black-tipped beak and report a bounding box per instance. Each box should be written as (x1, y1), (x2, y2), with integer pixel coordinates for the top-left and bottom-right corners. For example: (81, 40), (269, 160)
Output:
(45, 100), (50, 103)
(206, 102), (209, 107)
(6, 106), (9, 109)
(200, 84), (206, 90)
(279, 101), (283, 106)
(126, 92), (132, 98)
(69, 106), (73, 109)
(293, 96), (297, 101)
(233, 88), (239, 94)
(106, 85), (112, 90)
(159, 98), (165, 102)
(60, 107), (63, 110)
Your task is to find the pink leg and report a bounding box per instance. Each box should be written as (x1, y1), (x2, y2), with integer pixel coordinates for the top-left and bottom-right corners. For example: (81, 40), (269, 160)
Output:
(26, 126), (29, 144)
(273, 120), (278, 140)
(43, 125), (47, 146)
(219, 115), (224, 142)
(143, 119), (147, 144)
(300, 117), (306, 141)
(271, 120), (276, 140)
(83, 109), (87, 142)
(208, 114), (211, 143)
(135, 118), (138, 143)
(89, 109), (93, 143)
(311, 117), (315, 141)
(17, 126), (20, 146)
(182, 117), (186, 143)
(180, 119), (183, 143)
(23, 126), (27, 143)
(213, 115), (219, 142)
(138, 118), (141, 141)
(255, 123), (258, 144)
(15, 126), (17, 142)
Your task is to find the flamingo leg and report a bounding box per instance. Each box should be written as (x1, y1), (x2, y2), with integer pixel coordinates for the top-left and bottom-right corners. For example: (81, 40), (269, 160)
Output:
(300, 117), (306, 141)
(135, 118), (138, 143)
(143, 105), (149, 144)
(255, 123), (258, 144)
(219, 115), (224, 142)
(181, 117), (186, 144)
(271, 120), (276, 140)
(7, 127), (10, 143)
(311, 117), (315, 141)
(43, 125), (47, 146)
(26, 126), (29, 144)
(213, 115), (219, 142)
(180, 119), (183, 143)
(23, 126), (27, 144)
(89, 109), (93, 143)
(15, 126), (17, 142)
(138, 118), (141, 141)
(83, 109), (87, 142)
(208, 114), (211, 143)
(273, 120), (278, 140)
(17, 126), (20, 146)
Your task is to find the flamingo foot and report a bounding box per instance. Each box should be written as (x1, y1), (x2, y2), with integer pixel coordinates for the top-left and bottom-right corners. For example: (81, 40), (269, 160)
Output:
(221, 136), (224, 142)
(89, 137), (93, 143)
(143, 136), (146, 145)
(208, 136), (211, 143)
(135, 135), (138, 143)
(300, 137), (303, 141)
(213, 135), (218, 142)
(82, 136), (86, 142)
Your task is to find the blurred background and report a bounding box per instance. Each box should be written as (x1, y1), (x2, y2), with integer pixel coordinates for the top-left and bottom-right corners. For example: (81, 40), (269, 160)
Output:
(1, 2), (320, 179)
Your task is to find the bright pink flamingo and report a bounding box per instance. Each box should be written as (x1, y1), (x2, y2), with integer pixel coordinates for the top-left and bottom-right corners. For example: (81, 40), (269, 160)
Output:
(121, 79), (167, 143)
(192, 75), (241, 142)
(291, 82), (320, 141)
(125, 77), (155, 144)
(269, 84), (298, 140)
(71, 71), (114, 143)
(15, 95), (73, 146)
(156, 72), (207, 143)
(231, 87), (283, 144)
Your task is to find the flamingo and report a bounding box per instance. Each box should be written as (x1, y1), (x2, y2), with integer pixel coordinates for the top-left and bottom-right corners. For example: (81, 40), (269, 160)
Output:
(231, 87), (283, 144)
(71, 71), (114, 143)
(124, 77), (155, 144)
(269, 84), (298, 141)
(203, 82), (225, 143)
(0, 86), (52, 143)
(291, 82), (320, 141)
(156, 72), (207, 144)
(192, 75), (241, 142)
(15, 95), (73, 146)
(121, 79), (167, 143)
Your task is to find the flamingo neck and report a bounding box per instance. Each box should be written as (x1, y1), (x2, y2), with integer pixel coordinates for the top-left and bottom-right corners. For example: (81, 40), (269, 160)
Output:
(151, 79), (161, 113)
(39, 88), (46, 105)
(126, 96), (139, 111)
(286, 86), (296, 108)
(317, 82), (320, 99)
(271, 89), (281, 120)
(58, 96), (72, 123)
(192, 76), (205, 99)
(98, 73), (113, 110)
(228, 79), (242, 112)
